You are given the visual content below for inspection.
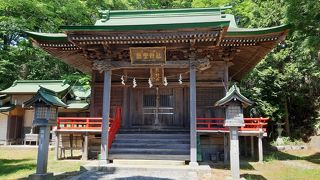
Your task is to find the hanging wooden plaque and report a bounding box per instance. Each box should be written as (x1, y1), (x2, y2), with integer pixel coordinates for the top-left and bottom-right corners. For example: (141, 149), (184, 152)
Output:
(130, 47), (166, 65)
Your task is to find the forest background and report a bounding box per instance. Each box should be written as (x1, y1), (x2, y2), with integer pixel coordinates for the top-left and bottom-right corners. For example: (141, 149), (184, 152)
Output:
(1, 0), (319, 140)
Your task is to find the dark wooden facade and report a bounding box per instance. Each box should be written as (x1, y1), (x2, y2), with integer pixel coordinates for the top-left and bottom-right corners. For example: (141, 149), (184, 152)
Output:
(90, 68), (225, 130)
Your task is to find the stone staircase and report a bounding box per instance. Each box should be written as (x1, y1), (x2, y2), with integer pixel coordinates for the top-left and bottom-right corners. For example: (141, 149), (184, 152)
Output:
(109, 131), (190, 161)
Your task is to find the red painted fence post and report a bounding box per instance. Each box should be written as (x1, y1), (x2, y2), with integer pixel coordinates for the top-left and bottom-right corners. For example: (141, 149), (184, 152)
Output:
(57, 117), (60, 129)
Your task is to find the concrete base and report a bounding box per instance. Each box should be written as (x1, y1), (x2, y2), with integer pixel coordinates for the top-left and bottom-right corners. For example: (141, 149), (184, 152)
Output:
(98, 160), (110, 166)
(188, 161), (199, 167)
(28, 173), (53, 180)
(81, 161), (209, 174)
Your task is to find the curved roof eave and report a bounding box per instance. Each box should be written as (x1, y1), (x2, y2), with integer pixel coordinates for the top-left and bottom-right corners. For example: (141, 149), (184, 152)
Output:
(25, 31), (68, 42)
(226, 24), (290, 36)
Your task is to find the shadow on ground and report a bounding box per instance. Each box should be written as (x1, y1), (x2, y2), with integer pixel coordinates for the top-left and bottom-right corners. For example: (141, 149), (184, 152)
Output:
(265, 150), (320, 165)
(208, 160), (255, 170)
(51, 171), (86, 180)
(114, 176), (173, 180)
(0, 158), (36, 178)
(241, 173), (267, 180)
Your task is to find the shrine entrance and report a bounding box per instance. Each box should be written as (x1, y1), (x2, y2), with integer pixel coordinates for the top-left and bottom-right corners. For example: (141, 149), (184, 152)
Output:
(129, 86), (188, 129)
(143, 87), (175, 128)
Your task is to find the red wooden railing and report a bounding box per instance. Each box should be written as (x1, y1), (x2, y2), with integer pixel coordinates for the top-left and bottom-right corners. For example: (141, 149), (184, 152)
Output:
(196, 117), (269, 132)
(56, 107), (121, 149)
(108, 107), (121, 149)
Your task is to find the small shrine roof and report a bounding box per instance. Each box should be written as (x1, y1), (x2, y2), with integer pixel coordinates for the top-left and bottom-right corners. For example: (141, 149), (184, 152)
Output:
(0, 80), (69, 94)
(0, 104), (15, 112)
(215, 84), (253, 107)
(24, 87), (67, 107)
(71, 86), (91, 99)
(65, 101), (89, 110)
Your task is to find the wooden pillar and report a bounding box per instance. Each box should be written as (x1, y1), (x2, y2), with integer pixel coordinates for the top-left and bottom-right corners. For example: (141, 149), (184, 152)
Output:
(244, 136), (248, 157)
(224, 61), (229, 92)
(258, 134), (263, 163)
(229, 127), (240, 179)
(223, 61), (230, 164)
(251, 136), (254, 159)
(101, 69), (112, 163)
(224, 133), (229, 164)
(70, 134), (73, 157)
(54, 131), (59, 160)
(189, 65), (198, 166)
(82, 133), (88, 161)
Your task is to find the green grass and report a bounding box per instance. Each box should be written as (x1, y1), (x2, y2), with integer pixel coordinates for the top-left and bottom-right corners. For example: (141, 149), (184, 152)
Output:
(241, 149), (320, 180)
(0, 147), (319, 180)
(0, 147), (87, 179)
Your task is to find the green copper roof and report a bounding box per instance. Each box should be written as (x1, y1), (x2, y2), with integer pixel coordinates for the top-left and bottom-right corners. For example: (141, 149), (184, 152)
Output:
(0, 104), (15, 112)
(71, 86), (91, 99)
(227, 24), (289, 36)
(25, 7), (289, 44)
(61, 7), (231, 31)
(24, 87), (67, 108)
(108, 6), (232, 18)
(1, 80), (69, 94)
(215, 84), (253, 107)
(25, 31), (67, 42)
(66, 101), (89, 109)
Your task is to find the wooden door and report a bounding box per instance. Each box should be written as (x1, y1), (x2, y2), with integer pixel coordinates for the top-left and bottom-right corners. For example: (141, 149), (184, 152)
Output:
(129, 87), (185, 128)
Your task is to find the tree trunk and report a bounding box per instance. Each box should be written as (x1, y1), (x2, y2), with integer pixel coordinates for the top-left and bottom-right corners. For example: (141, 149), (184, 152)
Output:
(284, 98), (291, 136)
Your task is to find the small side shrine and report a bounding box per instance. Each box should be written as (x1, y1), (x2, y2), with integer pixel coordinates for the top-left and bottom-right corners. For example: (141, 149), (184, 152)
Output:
(24, 88), (67, 180)
(215, 84), (253, 179)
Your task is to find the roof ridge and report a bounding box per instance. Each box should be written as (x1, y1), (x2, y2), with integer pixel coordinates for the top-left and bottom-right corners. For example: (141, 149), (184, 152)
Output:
(109, 6), (232, 15)
(13, 80), (66, 84)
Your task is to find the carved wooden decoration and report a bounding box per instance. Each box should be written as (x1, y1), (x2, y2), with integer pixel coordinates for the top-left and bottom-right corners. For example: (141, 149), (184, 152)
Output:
(92, 59), (112, 73)
(150, 68), (164, 84)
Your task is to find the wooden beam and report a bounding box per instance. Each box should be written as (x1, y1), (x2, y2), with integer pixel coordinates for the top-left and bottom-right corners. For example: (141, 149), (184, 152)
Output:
(95, 82), (224, 88)
(251, 136), (255, 159)
(111, 61), (189, 69)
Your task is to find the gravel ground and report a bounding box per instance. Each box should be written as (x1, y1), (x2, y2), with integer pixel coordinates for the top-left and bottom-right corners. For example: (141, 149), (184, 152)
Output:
(70, 169), (199, 180)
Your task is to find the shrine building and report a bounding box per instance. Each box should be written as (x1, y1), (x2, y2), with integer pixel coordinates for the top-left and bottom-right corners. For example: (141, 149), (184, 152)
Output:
(26, 7), (288, 164)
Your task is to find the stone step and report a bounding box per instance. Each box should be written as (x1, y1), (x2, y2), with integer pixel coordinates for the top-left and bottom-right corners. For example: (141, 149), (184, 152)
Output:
(111, 143), (190, 149)
(118, 129), (189, 134)
(112, 159), (186, 166)
(110, 148), (189, 155)
(108, 154), (190, 160)
(116, 133), (189, 139)
(113, 138), (190, 144)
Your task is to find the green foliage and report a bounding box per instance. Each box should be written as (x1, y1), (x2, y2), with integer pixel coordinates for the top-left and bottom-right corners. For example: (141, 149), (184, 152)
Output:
(270, 137), (305, 146)
(239, 0), (320, 139)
